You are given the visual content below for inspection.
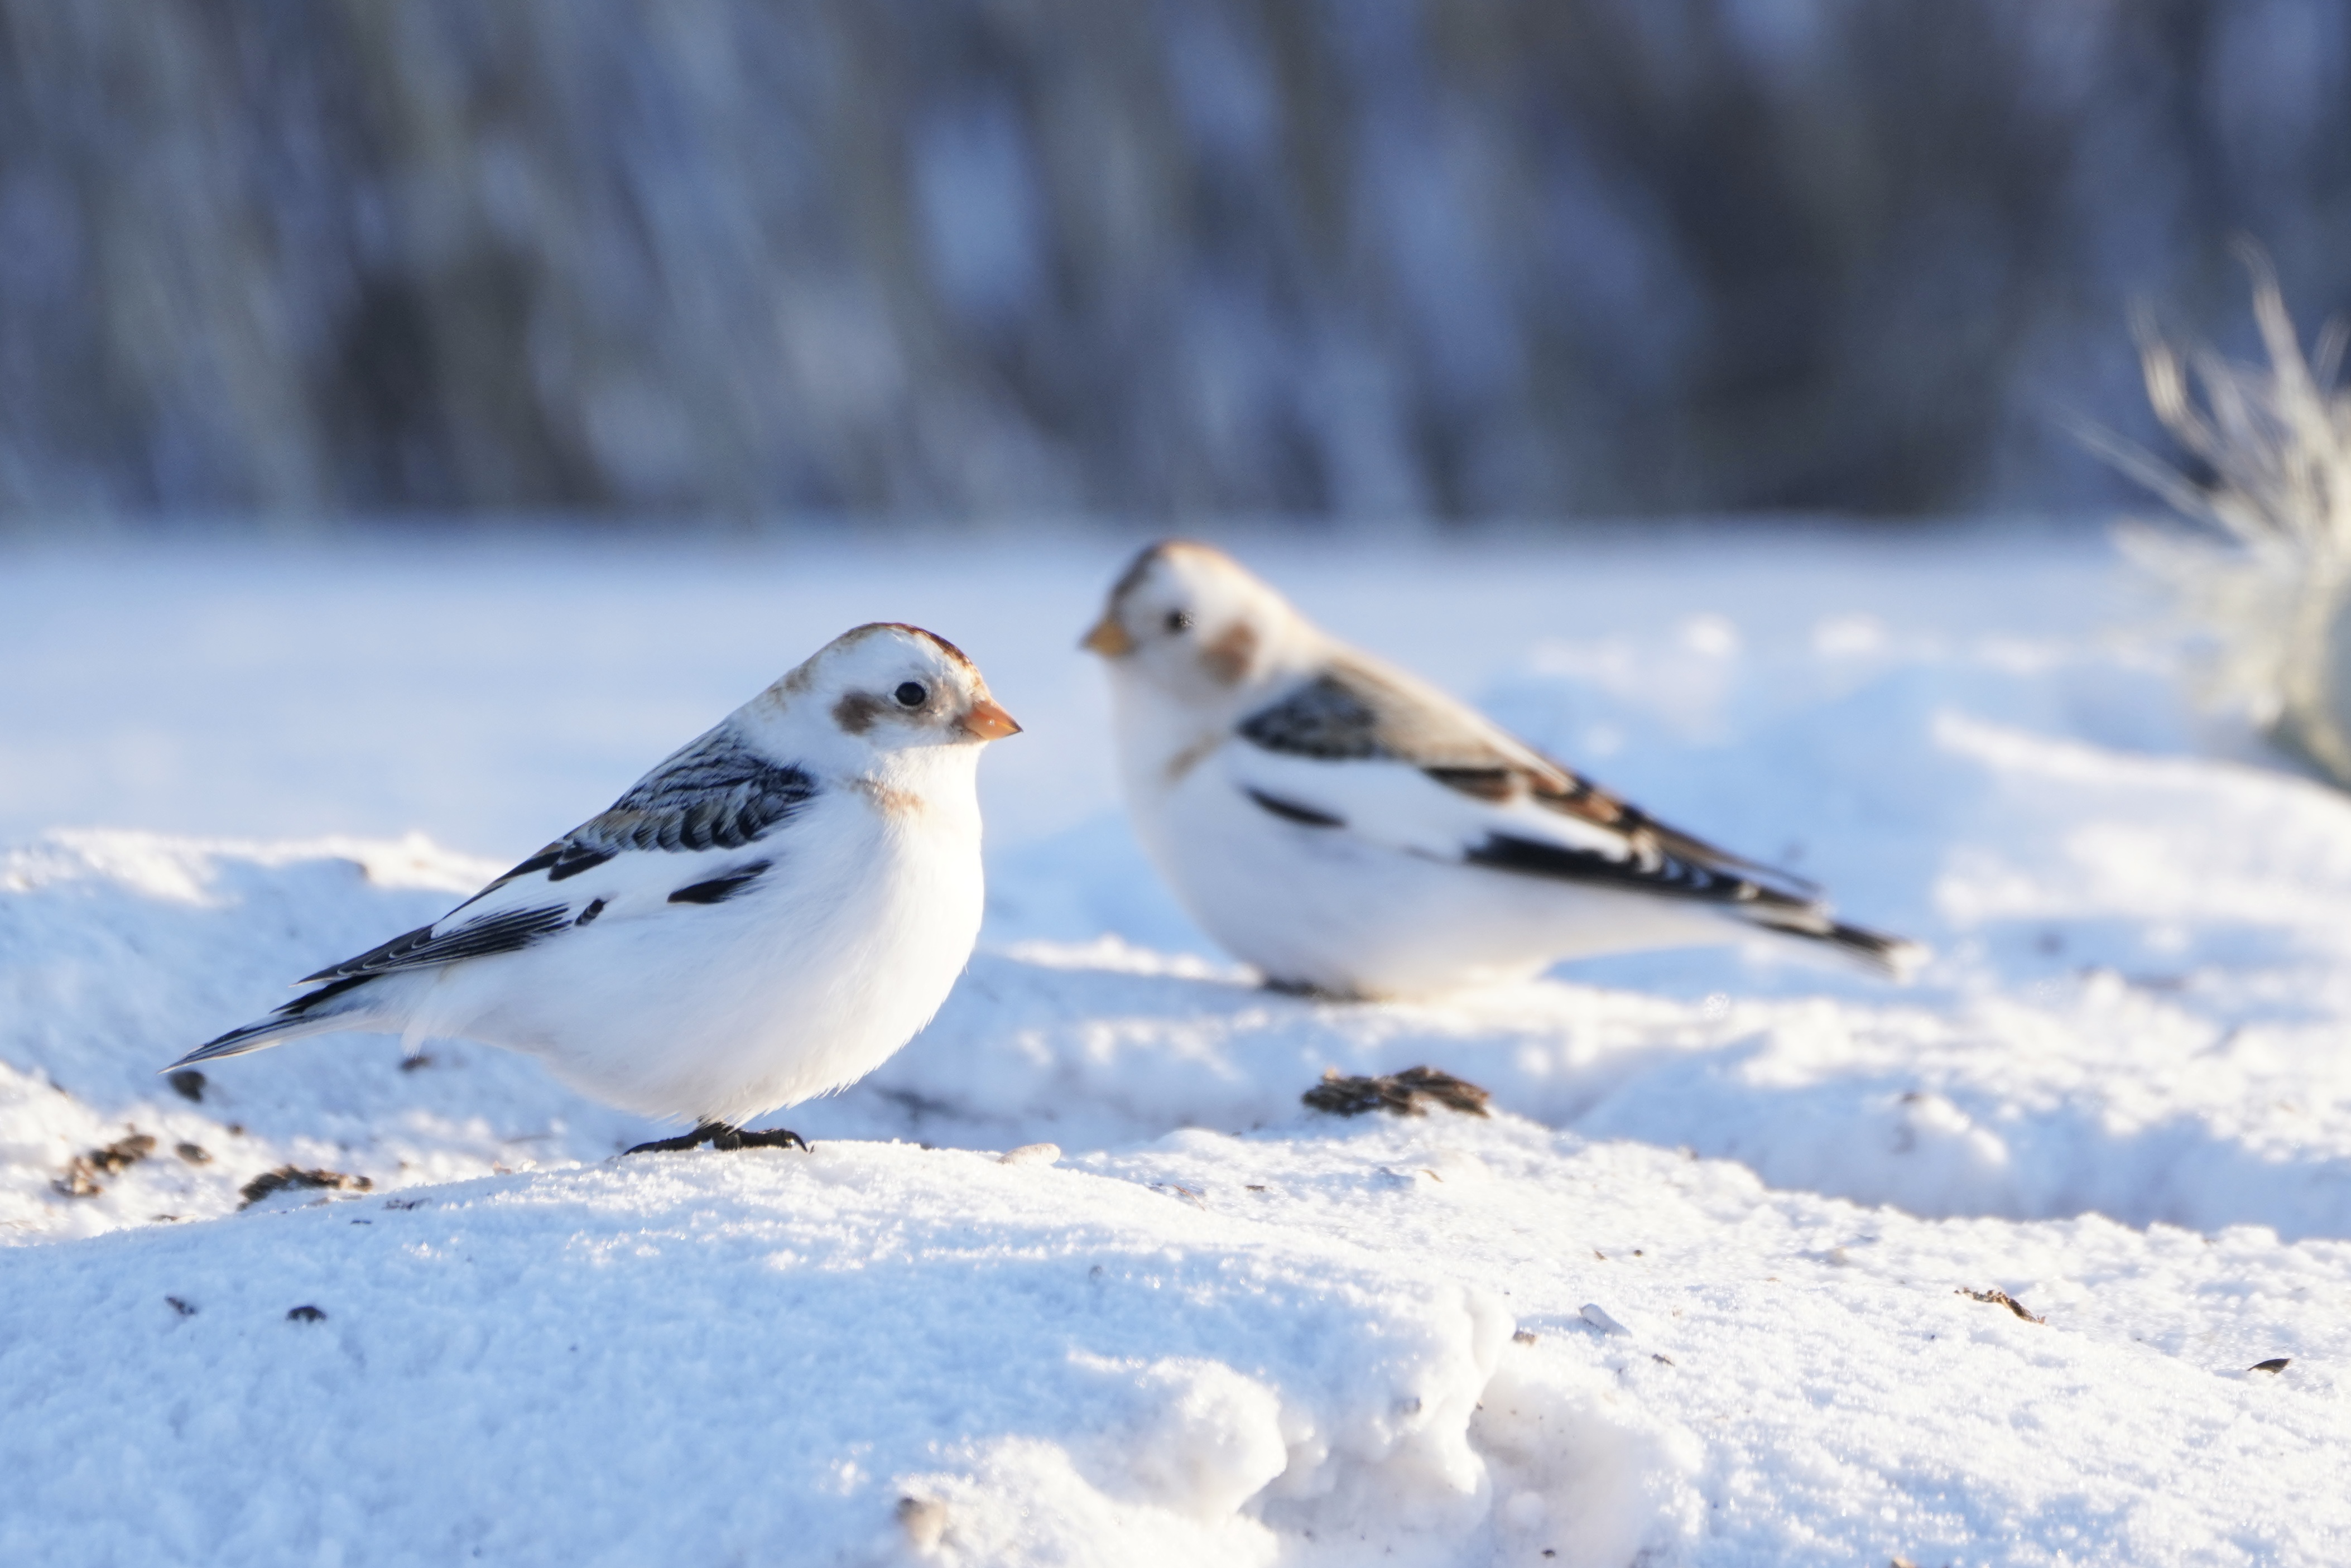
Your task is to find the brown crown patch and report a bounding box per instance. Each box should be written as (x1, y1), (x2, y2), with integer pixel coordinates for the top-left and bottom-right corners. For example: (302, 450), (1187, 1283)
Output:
(838, 622), (975, 670)
(1106, 538), (1230, 614)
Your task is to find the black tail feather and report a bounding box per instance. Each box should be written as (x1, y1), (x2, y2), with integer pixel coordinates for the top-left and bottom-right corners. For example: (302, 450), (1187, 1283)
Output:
(1749, 909), (1926, 978)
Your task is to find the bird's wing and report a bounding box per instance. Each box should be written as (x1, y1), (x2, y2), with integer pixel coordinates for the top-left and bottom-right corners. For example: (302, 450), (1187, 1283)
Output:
(463, 724), (820, 895)
(170, 725), (821, 1068)
(300, 724), (818, 984)
(1229, 657), (1820, 912)
(294, 902), (581, 983)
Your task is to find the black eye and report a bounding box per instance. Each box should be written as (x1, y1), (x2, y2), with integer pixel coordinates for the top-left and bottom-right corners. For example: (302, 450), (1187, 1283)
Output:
(1166, 609), (1193, 633)
(894, 681), (928, 708)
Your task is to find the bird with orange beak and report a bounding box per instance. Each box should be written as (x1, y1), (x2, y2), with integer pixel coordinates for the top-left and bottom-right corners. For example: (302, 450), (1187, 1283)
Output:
(1083, 543), (1917, 998)
(175, 623), (1021, 1153)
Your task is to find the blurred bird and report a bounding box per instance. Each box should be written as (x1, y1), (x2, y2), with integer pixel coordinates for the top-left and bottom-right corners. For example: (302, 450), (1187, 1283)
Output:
(1081, 542), (1920, 998)
(172, 624), (1021, 1153)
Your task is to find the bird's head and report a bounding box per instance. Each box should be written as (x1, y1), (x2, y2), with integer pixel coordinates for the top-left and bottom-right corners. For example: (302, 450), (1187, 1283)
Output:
(759, 623), (1019, 763)
(1080, 541), (1309, 706)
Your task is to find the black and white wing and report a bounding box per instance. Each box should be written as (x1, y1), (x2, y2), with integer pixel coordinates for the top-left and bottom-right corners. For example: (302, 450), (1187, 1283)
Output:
(1226, 654), (1914, 969)
(172, 725), (819, 1065)
(328, 722), (820, 974)
(454, 724), (821, 900)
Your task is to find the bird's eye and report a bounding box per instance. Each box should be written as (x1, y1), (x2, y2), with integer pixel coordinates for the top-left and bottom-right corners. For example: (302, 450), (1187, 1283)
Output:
(894, 681), (928, 708)
(1166, 609), (1194, 633)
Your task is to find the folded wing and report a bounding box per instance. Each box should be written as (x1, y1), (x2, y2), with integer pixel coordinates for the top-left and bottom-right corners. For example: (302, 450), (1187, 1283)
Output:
(1230, 656), (1914, 970)
(172, 725), (819, 1067)
(460, 725), (818, 898)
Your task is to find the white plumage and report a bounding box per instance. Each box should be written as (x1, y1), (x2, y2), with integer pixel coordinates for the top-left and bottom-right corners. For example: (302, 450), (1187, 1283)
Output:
(174, 623), (1020, 1149)
(1082, 542), (1920, 999)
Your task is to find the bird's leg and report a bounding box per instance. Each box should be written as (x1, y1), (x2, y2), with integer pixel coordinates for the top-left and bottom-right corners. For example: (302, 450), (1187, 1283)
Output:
(623, 1120), (811, 1156)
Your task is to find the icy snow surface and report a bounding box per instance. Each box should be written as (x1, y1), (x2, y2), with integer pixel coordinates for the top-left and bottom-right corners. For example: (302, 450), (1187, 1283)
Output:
(2, 525), (2348, 1566)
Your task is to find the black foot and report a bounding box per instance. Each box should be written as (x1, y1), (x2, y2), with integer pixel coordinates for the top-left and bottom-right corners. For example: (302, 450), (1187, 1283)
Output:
(1263, 975), (1365, 1002)
(715, 1125), (811, 1152)
(625, 1121), (811, 1156)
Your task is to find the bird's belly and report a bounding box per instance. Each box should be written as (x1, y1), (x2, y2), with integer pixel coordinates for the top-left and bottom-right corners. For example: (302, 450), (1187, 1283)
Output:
(1142, 774), (1734, 997)
(434, 821), (983, 1123)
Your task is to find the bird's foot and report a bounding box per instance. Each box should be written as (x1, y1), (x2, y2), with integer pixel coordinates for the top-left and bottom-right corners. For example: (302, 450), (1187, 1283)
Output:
(711, 1124), (811, 1153)
(625, 1123), (723, 1155)
(1262, 975), (1367, 1003)
(624, 1122), (811, 1156)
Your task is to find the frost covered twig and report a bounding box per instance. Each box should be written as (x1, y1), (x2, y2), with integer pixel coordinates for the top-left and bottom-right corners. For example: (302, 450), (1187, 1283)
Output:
(2081, 246), (2351, 781)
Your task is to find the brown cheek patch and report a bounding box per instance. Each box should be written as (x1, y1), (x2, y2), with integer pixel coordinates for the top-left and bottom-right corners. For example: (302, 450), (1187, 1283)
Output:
(1202, 623), (1258, 685)
(832, 692), (886, 734)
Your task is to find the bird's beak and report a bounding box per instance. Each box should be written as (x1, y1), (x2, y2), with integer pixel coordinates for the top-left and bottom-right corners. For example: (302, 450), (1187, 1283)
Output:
(961, 699), (1022, 741)
(1081, 615), (1133, 657)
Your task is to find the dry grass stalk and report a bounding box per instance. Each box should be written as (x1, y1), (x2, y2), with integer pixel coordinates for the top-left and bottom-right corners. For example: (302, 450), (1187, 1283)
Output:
(2080, 245), (2351, 781)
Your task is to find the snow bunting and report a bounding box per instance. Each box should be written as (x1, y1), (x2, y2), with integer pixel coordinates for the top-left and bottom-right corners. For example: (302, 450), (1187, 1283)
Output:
(172, 624), (1020, 1152)
(1082, 542), (1920, 998)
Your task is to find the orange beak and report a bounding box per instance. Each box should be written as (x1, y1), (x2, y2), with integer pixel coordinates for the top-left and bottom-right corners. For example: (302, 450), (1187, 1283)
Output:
(961, 698), (1022, 741)
(1081, 615), (1133, 657)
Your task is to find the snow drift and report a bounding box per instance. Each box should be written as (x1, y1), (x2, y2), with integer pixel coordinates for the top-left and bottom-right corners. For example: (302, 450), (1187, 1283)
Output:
(3, 529), (2349, 1565)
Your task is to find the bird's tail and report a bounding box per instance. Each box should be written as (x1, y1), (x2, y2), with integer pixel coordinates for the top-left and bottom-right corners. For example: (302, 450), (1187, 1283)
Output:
(167, 975), (386, 1070)
(1747, 906), (1929, 980)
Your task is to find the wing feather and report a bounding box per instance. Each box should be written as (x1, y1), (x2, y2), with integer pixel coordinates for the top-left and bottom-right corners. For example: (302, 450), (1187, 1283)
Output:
(1233, 658), (1819, 911)
(298, 904), (578, 983)
(307, 724), (818, 977)
(455, 725), (818, 910)
(178, 725), (824, 1068)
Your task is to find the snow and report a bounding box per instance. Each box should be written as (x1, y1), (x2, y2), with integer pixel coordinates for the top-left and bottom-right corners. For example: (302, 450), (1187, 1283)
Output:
(3, 523), (2348, 1565)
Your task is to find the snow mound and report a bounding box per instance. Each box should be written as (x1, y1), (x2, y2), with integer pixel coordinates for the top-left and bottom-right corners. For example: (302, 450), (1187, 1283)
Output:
(8, 530), (2351, 1564)
(0, 1141), (1699, 1567)
(16, 748), (2351, 1247)
(0, 831), (645, 1242)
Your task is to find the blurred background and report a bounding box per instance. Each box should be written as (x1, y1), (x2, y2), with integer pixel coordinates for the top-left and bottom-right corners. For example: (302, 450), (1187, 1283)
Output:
(3, 0), (2350, 528)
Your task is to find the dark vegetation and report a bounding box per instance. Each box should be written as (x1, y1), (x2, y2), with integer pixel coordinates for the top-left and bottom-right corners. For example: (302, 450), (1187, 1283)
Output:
(2, 1), (2348, 521)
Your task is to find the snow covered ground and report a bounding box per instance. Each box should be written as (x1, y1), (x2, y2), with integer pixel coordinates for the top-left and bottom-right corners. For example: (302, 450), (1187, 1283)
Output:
(2, 522), (2348, 1565)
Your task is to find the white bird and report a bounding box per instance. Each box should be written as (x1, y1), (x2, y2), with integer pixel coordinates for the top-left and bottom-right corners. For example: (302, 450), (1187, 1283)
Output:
(172, 623), (1021, 1153)
(1081, 542), (1920, 999)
